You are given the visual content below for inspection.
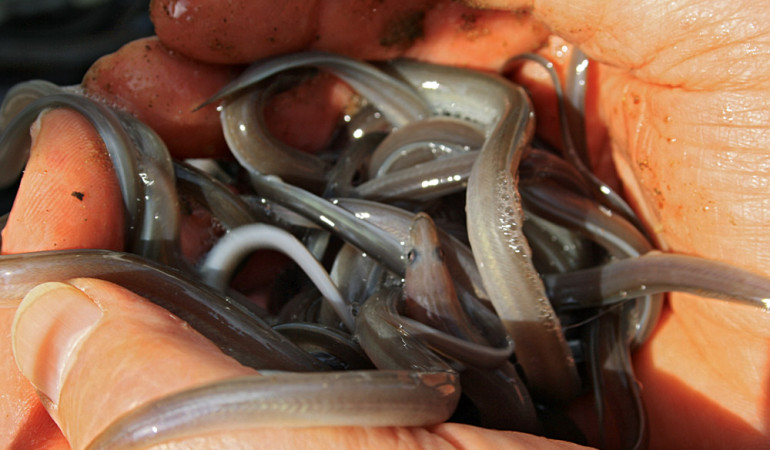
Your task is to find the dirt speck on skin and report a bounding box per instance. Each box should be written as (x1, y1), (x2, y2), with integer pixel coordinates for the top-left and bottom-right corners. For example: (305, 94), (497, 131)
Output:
(380, 10), (426, 48)
(208, 37), (236, 56)
(460, 12), (479, 31)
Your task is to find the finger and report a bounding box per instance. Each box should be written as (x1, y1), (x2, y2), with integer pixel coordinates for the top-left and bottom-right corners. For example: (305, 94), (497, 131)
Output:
(310, 0), (438, 60)
(12, 277), (584, 450)
(506, 36), (616, 187)
(101, 2), (550, 160)
(12, 277), (256, 449)
(0, 308), (68, 449)
(82, 36), (237, 159)
(1, 107), (128, 447)
(150, 0), (321, 64)
(1, 108), (126, 255)
(262, 72), (354, 154)
(150, 0), (548, 67)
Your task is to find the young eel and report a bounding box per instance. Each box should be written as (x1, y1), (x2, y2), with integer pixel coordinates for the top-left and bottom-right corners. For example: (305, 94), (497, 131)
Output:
(385, 59), (581, 403)
(212, 51), (431, 191)
(403, 212), (484, 341)
(85, 286), (460, 450)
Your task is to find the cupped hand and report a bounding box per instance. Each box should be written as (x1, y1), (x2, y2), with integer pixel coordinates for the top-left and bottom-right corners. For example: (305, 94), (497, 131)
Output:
(3, 0), (770, 448)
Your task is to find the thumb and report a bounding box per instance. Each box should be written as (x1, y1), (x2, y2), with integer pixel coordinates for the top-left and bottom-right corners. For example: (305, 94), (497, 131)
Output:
(11, 277), (588, 450)
(11, 277), (255, 449)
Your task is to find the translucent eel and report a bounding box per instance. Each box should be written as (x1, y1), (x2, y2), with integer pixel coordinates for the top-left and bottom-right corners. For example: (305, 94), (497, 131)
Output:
(384, 59), (580, 403)
(87, 371), (458, 450)
(520, 181), (651, 260)
(0, 249), (325, 371)
(355, 287), (460, 386)
(329, 243), (389, 308)
(86, 288), (460, 450)
(546, 251), (770, 310)
(183, 158), (236, 185)
(213, 51), (431, 189)
(523, 213), (597, 275)
(0, 81), (64, 188)
(362, 280), (534, 432)
(367, 117), (484, 178)
(396, 309), (513, 370)
(564, 48), (590, 164)
(323, 131), (387, 198)
(117, 112), (184, 268)
(350, 150), (479, 202)
(240, 194), (322, 232)
(173, 161), (260, 230)
(0, 91), (143, 250)
(399, 213), (513, 368)
(504, 54), (643, 232)
(519, 180), (662, 347)
(459, 362), (540, 433)
(273, 322), (374, 371)
(244, 172), (406, 276)
(199, 223), (355, 330)
(404, 212), (478, 335)
(519, 179), (652, 445)
(404, 213), (487, 341)
(583, 309), (648, 450)
(334, 197), (487, 303)
(520, 147), (593, 199)
(0, 80), (63, 132)
(220, 82), (330, 189)
(206, 51), (430, 126)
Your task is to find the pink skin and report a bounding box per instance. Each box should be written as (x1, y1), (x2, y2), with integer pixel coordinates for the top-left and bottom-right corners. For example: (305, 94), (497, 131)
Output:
(82, 36), (238, 159)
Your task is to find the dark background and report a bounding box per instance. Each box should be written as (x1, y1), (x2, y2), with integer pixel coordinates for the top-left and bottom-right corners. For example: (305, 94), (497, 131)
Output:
(0, 0), (153, 215)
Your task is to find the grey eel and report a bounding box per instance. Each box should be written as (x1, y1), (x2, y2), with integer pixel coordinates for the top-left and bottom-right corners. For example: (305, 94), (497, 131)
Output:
(0, 249), (325, 371)
(84, 286), (460, 450)
(0, 85), (187, 267)
(213, 51), (431, 190)
(384, 59), (581, 403)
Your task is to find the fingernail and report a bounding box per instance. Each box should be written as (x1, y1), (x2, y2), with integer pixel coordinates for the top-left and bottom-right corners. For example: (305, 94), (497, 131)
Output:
(12, 281), (102, 405)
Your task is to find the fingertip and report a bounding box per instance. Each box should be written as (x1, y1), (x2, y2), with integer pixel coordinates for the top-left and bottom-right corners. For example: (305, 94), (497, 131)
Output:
(12, 282), (103, 409)
(1, 108), (125, 255)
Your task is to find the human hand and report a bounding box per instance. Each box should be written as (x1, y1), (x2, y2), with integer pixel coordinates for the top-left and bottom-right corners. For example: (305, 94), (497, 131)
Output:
(3, 0), (769, 448)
